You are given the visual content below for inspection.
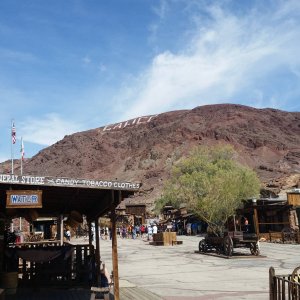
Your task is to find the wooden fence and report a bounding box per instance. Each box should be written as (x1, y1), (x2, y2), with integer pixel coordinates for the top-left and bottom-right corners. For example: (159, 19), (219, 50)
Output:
(269, 266), (300, 300)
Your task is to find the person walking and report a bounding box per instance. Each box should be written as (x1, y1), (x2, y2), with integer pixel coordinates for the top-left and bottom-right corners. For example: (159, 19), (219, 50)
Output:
(132, 226), (136, 239)
(147, 224), (153, 241)
(141, 224), (145, 238)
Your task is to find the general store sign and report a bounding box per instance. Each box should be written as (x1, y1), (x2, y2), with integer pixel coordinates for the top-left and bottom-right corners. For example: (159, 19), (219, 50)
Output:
(6, 190), (42, 208)
(0, 174), (140, 191)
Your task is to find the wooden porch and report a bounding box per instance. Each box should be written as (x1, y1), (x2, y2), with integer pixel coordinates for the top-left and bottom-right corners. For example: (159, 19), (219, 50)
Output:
(0, 174), (141, 300)
(5, 286), (163, 300)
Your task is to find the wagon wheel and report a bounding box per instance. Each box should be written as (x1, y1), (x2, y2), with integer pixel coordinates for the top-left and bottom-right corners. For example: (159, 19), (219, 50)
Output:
(223, 236), (233, 256)
(250, 242), (260, 256)
(291, 266), (300, 299)
(199, 239), (207, 253)
(291, 266), (300, 282)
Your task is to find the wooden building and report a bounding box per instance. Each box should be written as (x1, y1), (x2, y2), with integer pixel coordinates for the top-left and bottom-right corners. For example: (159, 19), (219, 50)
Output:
(125, 204), (146, 225)
(238, 191), (300, 243)
(0, 173), (140, 299)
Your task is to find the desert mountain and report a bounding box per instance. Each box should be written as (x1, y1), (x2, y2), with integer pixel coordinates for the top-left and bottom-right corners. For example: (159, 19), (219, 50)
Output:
(4, 104), (300, 209)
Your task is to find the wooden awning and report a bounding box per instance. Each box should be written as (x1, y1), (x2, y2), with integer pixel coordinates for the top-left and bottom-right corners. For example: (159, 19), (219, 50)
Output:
(0, 173), (140, 220)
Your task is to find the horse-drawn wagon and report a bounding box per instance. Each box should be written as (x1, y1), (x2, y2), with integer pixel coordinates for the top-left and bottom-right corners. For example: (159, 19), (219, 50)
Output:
(199, 230), (260, 256)
(198, 216), (260, 257)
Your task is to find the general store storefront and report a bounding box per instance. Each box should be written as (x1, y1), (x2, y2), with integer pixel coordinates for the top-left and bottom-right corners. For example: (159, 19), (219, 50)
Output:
(0, 173), (140, 299)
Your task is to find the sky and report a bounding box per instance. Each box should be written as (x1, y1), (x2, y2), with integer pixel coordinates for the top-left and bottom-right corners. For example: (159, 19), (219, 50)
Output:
(0, 0), (300, 163)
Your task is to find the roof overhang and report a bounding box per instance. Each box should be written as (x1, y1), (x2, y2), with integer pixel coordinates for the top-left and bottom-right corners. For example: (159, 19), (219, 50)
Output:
(0, 173), (140, 221)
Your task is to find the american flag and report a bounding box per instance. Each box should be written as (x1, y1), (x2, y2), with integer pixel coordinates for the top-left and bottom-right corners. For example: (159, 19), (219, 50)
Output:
(21, 137), (25, 160)
(12, 122), (16, 144)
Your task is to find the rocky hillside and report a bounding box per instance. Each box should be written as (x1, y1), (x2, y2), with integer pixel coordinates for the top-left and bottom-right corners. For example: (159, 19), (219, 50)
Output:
(3, 104), (300, 209)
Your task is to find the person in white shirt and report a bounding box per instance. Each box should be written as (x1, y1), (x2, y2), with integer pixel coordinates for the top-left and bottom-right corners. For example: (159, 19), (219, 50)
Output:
(147, 225), (153, 241)
(152, 224), (158, 234)
(66, 229), (71, 241)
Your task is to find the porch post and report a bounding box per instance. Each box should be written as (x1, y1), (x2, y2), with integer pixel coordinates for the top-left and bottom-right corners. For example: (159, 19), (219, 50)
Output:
(111, 190), (120, 300)
(252, 198), (260, 237)
(0, 218), (5, 271)
(60, 214), (64, 246)
(88, 221), (93, 247)
(95, 218), (101, 284)
(253, 207), (260, 236)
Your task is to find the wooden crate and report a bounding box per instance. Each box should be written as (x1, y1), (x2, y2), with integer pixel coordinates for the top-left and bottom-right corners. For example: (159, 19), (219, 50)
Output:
(153, 232), (176, 246)
(287, 193), (300, 206)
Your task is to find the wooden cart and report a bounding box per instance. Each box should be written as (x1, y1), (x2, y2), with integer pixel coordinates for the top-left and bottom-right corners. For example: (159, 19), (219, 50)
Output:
(198, 230), (260, 256)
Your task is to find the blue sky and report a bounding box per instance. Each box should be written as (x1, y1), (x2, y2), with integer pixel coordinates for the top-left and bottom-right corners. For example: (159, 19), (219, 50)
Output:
(0, 0), (300, 163)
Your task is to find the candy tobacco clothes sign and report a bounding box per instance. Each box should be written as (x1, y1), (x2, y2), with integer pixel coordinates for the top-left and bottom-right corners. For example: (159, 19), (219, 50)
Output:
(0, 174), (140, 191)
(6, 190), (42, 208)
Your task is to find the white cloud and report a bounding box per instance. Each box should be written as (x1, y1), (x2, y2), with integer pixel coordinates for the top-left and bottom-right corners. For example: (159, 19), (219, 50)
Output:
(19, 114), (84, 146)
(119, 0), (300, 120)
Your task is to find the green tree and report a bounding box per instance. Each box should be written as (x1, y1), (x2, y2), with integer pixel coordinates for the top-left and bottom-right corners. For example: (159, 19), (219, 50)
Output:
(156, 145), (261, 236)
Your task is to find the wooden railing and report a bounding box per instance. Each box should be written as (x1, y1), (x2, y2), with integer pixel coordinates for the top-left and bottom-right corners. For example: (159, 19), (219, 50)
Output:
(269, 266), (300, 300)
(5, 242), (95, 287)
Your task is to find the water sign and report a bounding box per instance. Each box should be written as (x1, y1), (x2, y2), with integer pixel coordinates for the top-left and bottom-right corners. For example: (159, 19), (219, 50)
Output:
(6, 190), (42, 208)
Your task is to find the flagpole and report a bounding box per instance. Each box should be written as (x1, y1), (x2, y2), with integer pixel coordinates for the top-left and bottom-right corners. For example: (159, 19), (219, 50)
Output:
(11, 119), (14, 175)
(20, 137), (23, 175)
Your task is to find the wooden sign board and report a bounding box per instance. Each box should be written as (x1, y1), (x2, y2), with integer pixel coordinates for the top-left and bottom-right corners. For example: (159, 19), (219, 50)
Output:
(0, 174), (140, 191)
(6, 190), (42, 208)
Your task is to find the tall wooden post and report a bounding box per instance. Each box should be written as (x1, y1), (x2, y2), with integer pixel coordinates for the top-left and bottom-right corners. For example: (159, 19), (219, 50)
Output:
(0, 218), (5, 272)
(253, 208), (260, 235)
(88, 221), (93, 247)
(269, 266), (275, 300)
(95, 218), (101, 284)
(111, 190), (120, 300)
(252, 199), (260, 236)
(59, 214), (64, 246)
